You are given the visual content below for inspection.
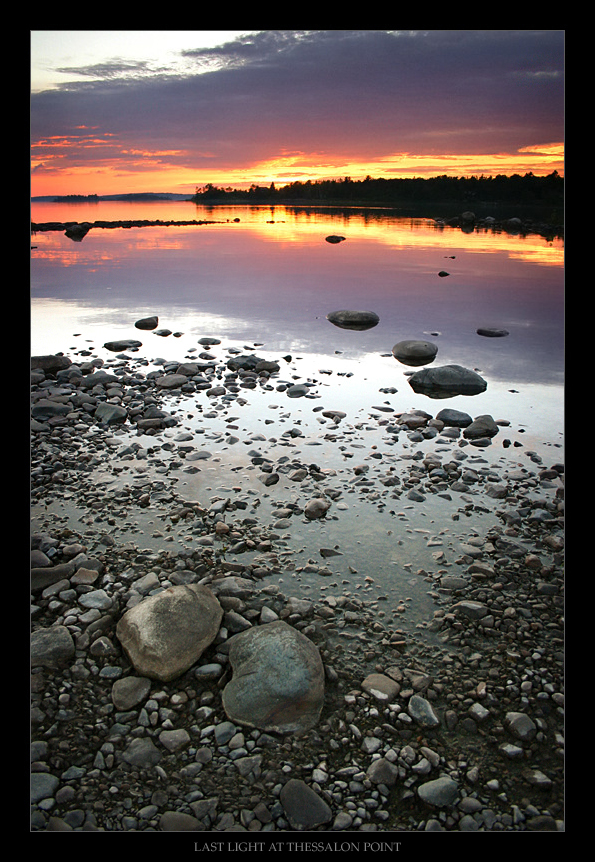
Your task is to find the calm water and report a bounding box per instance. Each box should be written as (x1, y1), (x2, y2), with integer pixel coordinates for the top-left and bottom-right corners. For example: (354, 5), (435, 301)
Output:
(30, 201), (564, 631)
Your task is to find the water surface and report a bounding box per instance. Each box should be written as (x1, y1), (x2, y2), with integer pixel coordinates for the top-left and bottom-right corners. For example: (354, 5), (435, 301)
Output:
(30, 201), (564, 632)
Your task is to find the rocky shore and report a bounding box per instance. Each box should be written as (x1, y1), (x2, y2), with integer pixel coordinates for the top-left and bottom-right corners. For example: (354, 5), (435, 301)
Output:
(30, 341), (564, 834)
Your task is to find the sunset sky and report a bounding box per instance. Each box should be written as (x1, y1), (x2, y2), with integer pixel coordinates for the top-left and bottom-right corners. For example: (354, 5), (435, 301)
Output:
(30, 30), (565, 197)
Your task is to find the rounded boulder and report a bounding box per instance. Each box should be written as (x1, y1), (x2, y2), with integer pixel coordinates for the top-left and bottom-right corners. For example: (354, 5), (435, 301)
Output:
(222, 620), (325, 734)
(392, 339), (438, 367)
(116, 584), (223, 682)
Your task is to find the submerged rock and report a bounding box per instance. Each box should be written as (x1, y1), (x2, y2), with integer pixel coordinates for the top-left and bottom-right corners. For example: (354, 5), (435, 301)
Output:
(326, 310), (379, 331)
(325, 235), (346, 244)
(408, 364), (487, 398)
(222, 621), (325, 734)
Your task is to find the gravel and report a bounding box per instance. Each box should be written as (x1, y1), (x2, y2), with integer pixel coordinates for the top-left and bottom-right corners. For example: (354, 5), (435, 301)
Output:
(30, 346), (564, 834)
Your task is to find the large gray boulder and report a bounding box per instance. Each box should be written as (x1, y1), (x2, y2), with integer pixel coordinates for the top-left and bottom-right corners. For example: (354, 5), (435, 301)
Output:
(392, 339), (438, 367)
(408, 364), (487, 398)
(116, 584), (223, 682)
(327, 309), (379, 331)
(222, 621), (325, 734)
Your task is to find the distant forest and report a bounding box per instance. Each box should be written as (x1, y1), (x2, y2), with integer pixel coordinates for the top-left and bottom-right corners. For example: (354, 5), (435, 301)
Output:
(191, 171), (563, 206)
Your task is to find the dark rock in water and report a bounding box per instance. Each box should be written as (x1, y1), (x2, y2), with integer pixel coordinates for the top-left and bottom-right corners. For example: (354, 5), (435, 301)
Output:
(463, 414), (500, 439)
(327, 310), (379, 331)
(477, 327), (510, 337)
(104, 339), (143, 352)
(325, 235), (346, 244)
(135, 316), (159, 330)
(438, 271), (450, 277)
(436, 408), (473, 427)
(226, 354), (262, 371)
(408, 365), (487, 398)
(286, 383), (310, 398)
(31, 355), (72, 373)
(222, 621), (325, 734)
(392, 340), (438, 367)
(64, 223), (90, 241)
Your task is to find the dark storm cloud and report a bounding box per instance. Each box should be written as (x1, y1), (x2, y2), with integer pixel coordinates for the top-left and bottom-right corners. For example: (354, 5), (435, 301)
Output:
(31, 30), (564, 174)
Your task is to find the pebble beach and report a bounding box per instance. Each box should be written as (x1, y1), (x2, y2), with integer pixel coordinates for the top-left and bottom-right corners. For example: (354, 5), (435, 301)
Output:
(30, 337), (564, 834)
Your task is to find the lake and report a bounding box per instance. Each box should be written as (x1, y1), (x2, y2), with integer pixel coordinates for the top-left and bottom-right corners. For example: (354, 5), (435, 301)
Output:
(30, 200), (564, 633)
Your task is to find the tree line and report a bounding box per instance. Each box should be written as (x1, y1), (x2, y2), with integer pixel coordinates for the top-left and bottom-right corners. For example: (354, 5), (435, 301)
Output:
(191, 171), (563, 205)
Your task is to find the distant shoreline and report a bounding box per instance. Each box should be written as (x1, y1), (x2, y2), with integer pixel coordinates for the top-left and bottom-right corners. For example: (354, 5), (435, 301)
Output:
(30, 205), (564, 240)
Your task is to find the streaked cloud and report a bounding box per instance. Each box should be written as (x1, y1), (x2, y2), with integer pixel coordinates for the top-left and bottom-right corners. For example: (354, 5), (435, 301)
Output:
(31, 29), (564, 194)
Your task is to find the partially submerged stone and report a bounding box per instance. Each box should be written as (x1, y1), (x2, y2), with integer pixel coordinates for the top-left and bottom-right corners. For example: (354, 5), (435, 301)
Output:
(135, 316), (159, 330)
(392, 339), (438, 367)
(408, 364), (487, 398)
(326, 309), (379, 330)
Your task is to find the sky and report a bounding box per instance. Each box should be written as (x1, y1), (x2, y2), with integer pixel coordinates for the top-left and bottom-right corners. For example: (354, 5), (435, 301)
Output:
(30, 29), (565, 197)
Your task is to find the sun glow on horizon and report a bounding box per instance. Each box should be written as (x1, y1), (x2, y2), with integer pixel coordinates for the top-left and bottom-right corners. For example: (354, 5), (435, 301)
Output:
(31, 141), (564, 198)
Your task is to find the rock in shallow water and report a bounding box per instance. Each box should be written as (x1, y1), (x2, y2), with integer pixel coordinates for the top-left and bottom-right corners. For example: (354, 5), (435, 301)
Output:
(326, 309), (379, 330)
(408, 364), (487, 398)
(134, 316), (159, 331)
(392, 339), (438, 367)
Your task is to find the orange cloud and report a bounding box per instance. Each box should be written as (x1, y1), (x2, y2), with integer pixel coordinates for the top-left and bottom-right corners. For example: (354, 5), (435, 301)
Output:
(31, 140), (564, 198)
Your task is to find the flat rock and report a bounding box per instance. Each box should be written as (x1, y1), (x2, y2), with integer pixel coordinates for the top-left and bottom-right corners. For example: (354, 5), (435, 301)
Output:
(326, 309), (379, 331)
(111, 676), (151, 710)
(31, 625), (75, 669)
(31, 355), (72, 373)
(103, 340), (142, 352)
(436, 408), (473, 427)
(477, 327), (509, 337)
(279, 778), (332, 830)
(418, 776), (459, 807)
(362, 672), (400, 702)
(408, 365), (487, 398)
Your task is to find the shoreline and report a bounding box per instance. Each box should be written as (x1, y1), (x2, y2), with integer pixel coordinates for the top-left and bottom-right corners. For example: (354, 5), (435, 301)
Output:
(30, 205), (563, 241)
(31, 342), (564, 833)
